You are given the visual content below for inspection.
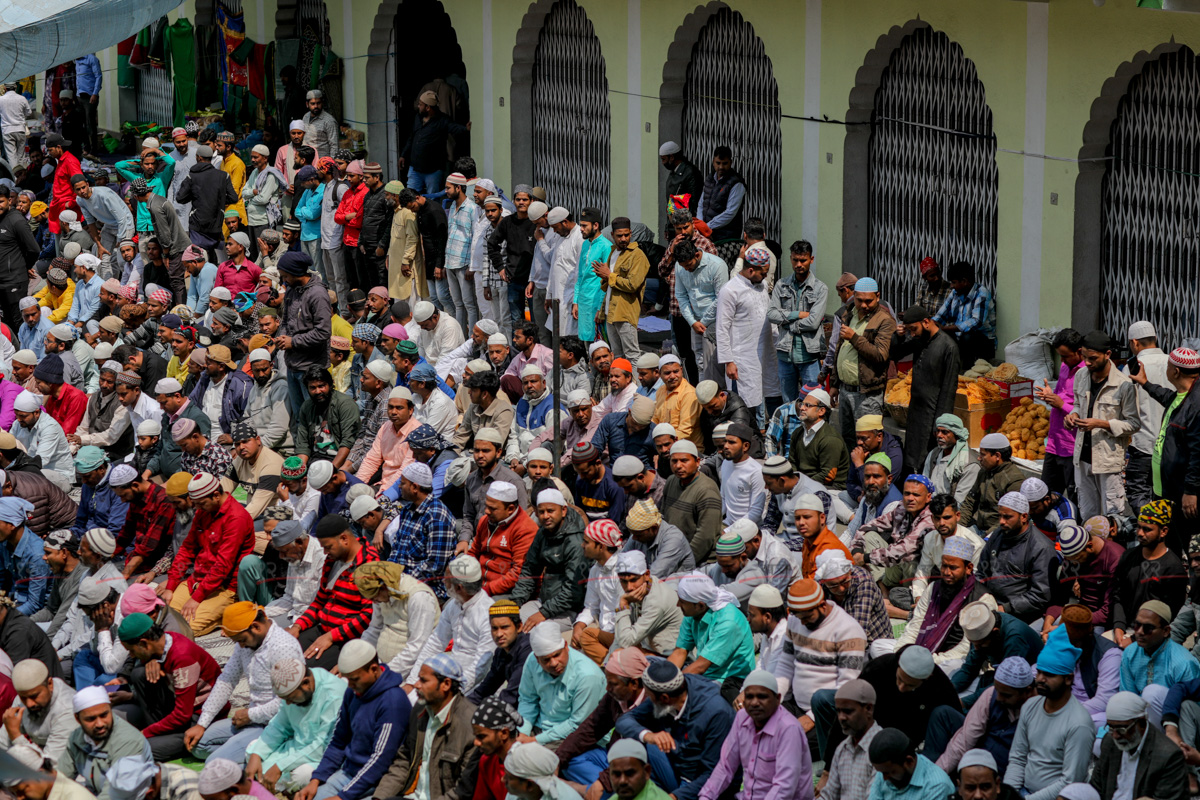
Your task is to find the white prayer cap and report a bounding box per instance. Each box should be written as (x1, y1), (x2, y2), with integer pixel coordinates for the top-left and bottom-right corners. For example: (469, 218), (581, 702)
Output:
(898, 645), (936, 680)
(526, 448), (553, 464)
(695, 380), (719, 404)
(615, 550), (648, 575)
(364, 359), (396, 384)
(154, 378), (183, 394)
(529, 621), (565, 657)
(659, 355), (681, 368)
(814, 550), (852, 581)
(1057, 785), (1100, 800)
(1127, 321), (1156, 340)
(959, 601), (997, 642)
(546, 207), (569, 225)
(1105, 691), (1148, 721)
(72, 685), (110, 714)
(567, 390), (592, 408)
(448, 554), (482, 582)
(487, 333), (508, 347)
(608, 738), (647, 763)
(413, 301), (436, 322)
(958, 749), (998, 774)
(475, 427), (505, 445)
(289, 119), (306, 132)
(210, 286), (232, 302)
(748, 584), (783, 609)
(11, 659), (48, 692)
(520, 363), (544, 379)
(271, 658), (306, 697)
(613, 455), (646, 478)
(998, 491), (1029, 514)
(389, 386), (414, 403)
(741, 669), (779, 695)
(337, 640), (377, 674)
(536, 488), (567, 507)
(979, 432), (1010, 451)
(794, 493), (824, 512)
(670, 440), (698, 457)
(198, 759), (243, 795)
(725, 518), (759, 545)
(1020, 477), (1048, 502)
(93, 342), (114, 360)
(635, 353), (660, 370)
(11, 350), (36, 366)
(588, 340), (611, 357)
(350, 495), (379, 521)
(527, 201), (549, 221)
(808, 388), (832, 408)
(307, 459), (334, 490)
(652, 423), (676, 439)
(487, 481), (519, 503)
(659, 141), (681, 156)
(248, 348), (272, 363)
(13, 391), (39, 413)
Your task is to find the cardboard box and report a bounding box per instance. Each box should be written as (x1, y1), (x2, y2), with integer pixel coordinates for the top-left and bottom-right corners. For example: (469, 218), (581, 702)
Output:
(982, 377), (1034, 409)
(954, 395), (1011, 448)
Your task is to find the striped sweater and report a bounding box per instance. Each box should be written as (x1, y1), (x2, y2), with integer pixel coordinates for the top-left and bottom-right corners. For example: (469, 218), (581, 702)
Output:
(778, 603), (866, 716)
(296, 540), (379, 643)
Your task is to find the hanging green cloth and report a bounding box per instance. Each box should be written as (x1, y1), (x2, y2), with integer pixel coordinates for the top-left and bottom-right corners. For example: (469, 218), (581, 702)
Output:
(165, 18), (196, 126)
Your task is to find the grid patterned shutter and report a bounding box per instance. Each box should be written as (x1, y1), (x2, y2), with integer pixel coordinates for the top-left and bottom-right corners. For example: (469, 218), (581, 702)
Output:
(136, 67), (175, 126)
(682, 7), (781, 240)
(868, 27), (997, 311)
(1101, 47), (1200, 345)
(531, 0), (611, 220)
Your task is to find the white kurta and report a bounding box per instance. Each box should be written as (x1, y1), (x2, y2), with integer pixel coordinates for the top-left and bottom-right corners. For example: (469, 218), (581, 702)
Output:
(547, 224), (583, 336)
(714, 273), (774, 407)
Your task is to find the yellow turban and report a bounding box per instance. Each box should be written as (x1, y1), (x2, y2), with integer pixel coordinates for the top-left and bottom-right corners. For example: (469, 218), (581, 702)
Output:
(164, 472), (192, 497)
(354, 562), (406, 599)
(221, 601), (261, 635)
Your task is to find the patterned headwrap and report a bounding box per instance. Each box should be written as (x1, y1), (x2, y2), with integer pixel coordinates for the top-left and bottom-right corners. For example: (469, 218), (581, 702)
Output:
(905, 474), (935, 493)
(489, 599), (521, 620)
(281, 456), (308, 479)
(404, 424), (446, 451)
(353, 561), (406, 599)
(1190, 534), (1200, 555)
(335, 148), (355, 162)
(130, 177), (150, 196)
(317, 156), (337, 174)
(1139, 499), (1173, 528)
(472, 697), (523, 731)
(119, 285), (137, 301)
(177, 325), (198, 344)
(352, 323), (380, 344)
(149, 288), (171, 306)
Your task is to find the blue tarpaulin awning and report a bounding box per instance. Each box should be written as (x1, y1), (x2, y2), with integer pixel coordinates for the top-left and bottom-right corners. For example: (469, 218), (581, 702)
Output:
(0, 0), (183, 83)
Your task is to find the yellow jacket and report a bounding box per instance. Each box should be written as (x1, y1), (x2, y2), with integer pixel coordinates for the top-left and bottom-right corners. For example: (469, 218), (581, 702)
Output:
(222, 154), (248, 225)
(599, 241), (649, 325)
(34, 279), (75, 324)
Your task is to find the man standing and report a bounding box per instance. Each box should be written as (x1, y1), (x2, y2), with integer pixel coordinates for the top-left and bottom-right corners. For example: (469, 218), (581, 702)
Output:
(1122, 322), (1171, 512)
(398, 91), (469, 193)
(894, 306), (961, 475)
(132, 181), (190, 304)
(659, 141), (702, 217)
(301, 90), (339, 160)
(1066, 330), (1139, 520)
(443, 172), (478, 331)
(177, 145), (239, 258)
(714, 248), (773, 418)
(72, 175), (134, 282)
(831, 277), (895, 453)
(595, 217), (649, 362)
(0, 187), (38, 330)
(73, 54), (101, 152)
(696, 146), (745, 265)
(0, 85), (32, 168)
(574, 207), (611, 345)
(769, 240), (828, 401)
(672, 238), (727, 385)
(278, 253), (334, 416)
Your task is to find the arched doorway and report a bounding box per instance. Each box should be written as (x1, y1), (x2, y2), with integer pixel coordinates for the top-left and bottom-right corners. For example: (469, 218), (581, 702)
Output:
(679, 6), (780, 242)
(512, 0), (611, 219)
(366, 0), (467, 181)
(1095, 47), (1200, 344)
(844, 22), (997, 310)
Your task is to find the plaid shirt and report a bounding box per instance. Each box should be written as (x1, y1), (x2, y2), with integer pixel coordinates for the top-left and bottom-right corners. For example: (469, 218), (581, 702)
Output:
(932, 282), (996, 340)
(348, 388), (388, 471)
(839, 566), (892, 644)
(161, 764), (201, 800)
(182, 440), (233, 479)
(445, 197), (476, 270)
(765, 400), (804, 460)
(115, 483), (176, 565)
(915, 280), (952, 318)
(657, 230), (717, 317)
(389, 496), (457, 600)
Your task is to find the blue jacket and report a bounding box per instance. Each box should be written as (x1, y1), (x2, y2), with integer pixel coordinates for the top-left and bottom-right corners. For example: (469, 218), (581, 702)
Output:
(591, 412), (657, 470)
(0, 529), (50, 617)
(1163, 676), (1200, 727)
(396, 358), (455, 399)
(313, 666), (411, 800)
(615, 674), (734, 800)
(71, 473), (130, 538)
(514, 392), (564, 435)
(294, 185), (325, 242)
(188, 368), (254, 435)
(186, 263), (218, 315)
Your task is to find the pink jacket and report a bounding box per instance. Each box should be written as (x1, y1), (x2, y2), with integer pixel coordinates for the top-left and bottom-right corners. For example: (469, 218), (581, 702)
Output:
(1045, 359), (1081, 457)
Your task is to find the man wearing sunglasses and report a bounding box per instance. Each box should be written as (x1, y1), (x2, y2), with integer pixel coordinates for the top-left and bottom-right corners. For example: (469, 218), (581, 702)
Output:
(1118, 599), (1200, 727)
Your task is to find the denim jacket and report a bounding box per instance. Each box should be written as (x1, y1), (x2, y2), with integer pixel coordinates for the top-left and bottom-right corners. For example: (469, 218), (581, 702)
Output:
(767, 271), (828, 358)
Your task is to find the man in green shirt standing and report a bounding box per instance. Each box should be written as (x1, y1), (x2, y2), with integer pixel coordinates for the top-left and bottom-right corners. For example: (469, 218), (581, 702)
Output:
(667, 572), (755, 704)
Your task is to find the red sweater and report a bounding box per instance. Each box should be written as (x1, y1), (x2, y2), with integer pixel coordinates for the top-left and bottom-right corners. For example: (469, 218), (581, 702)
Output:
(334, 183), (367, 246)
(142, 632), (221, 738)
(473, 753), (507, 800)
(166, 494), (255, 600)
(215, 259), (262, 296)
(296, 540), (378, 643)
(44, 383), (87, 435)
(469, 508), (538, 597)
